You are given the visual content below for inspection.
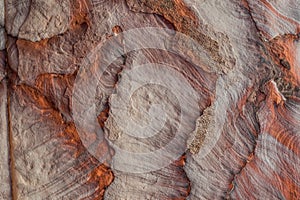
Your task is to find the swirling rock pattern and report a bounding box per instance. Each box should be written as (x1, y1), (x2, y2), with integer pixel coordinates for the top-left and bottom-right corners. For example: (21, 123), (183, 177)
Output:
(231, 81), (300, 199)
(10, 84), (113, 199)
(246, 0), (300, 39)
(0, 0), (299, 200)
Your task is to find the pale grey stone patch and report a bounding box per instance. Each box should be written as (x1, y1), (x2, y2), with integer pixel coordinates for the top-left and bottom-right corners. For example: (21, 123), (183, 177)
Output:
(0, 28), (6, 50)
(5, 0), (70, 42)
(0, 0), (4, 27)
(19, 0), (71, 42)
(5, 0), (31, 37)
(0, 80), (11, 199)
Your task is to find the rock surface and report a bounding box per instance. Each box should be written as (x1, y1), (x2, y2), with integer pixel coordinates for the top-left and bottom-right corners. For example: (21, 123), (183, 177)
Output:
(10, 84), (113, 199)
(0, 58), (11, 199)
(0, 0), (5, 50)
(0, 0), (299, 199)
(6, 0), (70, 42)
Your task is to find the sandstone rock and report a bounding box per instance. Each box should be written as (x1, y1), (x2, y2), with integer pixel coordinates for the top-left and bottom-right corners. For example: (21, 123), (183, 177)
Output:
(6, 37), (18, 73)
(0, 27), (6, 50)
(5, 0), (31, 37)
(1, 0), (300, 199)
(0, 0), (4, 27)
(246, 0), (300, 39)
(10, 85), (113, 199)
(0, 0), (5, 50)
(105, 156), (190, 200)
(6, 0), (70, 42)
(0, 77), (11, 199)
(231, 81), (300, 199)
(19, 0), (70, 42)
(0, 50), (6, 80)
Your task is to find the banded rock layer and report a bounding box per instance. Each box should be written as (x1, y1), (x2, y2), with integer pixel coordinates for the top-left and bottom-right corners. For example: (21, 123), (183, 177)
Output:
(0, 0), (299, 199)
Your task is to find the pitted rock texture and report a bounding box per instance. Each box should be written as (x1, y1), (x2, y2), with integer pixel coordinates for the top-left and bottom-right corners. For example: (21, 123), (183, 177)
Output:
(0, 0), (299, 200)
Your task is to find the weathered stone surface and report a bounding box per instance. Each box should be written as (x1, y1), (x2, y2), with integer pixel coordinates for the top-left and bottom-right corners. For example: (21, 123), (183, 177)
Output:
(0, 27), (6, 50)
(266, 34), (300, 92)
(6, 37), (18, 73)
(13, 0), (185, 86)
(5, 0), (31, 37)
(10, 84), (113, 199)
(102, 48), (215, 198)
(16, 38), (77, 84)
(19, 0), (70, 42)
(34, 73), (76, 122)
(231, 81), (300, 199)
(246, 0), (300, 39)
(6, 0), (70, 42)
(182, 1), (299, 200)
(0, 69), (11, 199)
(0, 0), (4, 27)
(126, 0), (236, 74)
(185, 90), (260, 199)
(0, 0), (5, 50)
(0, 51), (6, 80)
(1, 0), (300, 199)
(105, 156), (190, 200)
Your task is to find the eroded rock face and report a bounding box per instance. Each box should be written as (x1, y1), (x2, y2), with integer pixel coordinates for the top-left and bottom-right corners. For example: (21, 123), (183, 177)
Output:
(246, 0), (300, 39)
(231, 81), (300, 199)
(10, 85), (113, 199)
(6, 0), (70, 42)
(0, 28), (5, 50)
(0, 0), (299, 199)
(0, 0), (5, 50)
(0, 72), (11, 199)
(105, 156), (191, 200)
